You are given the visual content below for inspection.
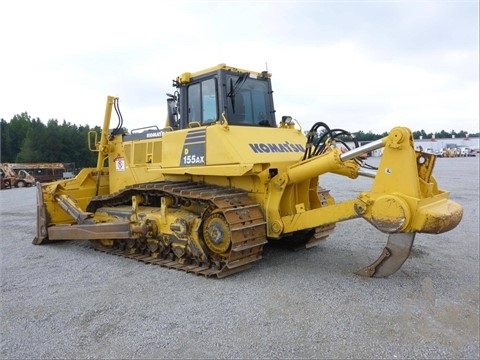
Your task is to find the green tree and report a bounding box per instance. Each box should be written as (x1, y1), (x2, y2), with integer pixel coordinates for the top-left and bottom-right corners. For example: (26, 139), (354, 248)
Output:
(16, 128), (42, 162)
(353, 131), (383, 142)
(412, 129), (428, 140)
(1, 119), (14, 162)
(3, 113), (32, 162)
(435, 130), (451, 139)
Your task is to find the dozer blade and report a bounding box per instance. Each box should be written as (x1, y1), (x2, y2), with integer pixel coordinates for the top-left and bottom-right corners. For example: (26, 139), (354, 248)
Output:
(356, 233), (416, 278)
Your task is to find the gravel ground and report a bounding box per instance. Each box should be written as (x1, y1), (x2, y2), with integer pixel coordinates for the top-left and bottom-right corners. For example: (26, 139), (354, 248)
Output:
(1, 157), (479, 359)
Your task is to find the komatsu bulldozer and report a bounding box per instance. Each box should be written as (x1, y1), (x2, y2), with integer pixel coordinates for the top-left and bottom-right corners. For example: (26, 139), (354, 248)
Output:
(33, 64), (463, 278)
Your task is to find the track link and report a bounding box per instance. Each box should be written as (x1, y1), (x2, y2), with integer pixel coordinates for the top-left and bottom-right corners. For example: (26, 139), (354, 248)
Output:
(87, 182), (267, 278)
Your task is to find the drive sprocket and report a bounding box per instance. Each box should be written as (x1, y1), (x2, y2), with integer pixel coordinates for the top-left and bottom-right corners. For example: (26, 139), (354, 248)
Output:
(203, 212), (232, 254)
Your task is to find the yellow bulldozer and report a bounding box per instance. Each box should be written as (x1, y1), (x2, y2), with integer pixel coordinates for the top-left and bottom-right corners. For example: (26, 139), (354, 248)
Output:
(33, 64), (463, 278)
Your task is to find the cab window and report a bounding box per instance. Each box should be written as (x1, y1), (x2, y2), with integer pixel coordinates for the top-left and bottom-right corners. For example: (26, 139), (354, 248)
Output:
(187, 78), (217, 125)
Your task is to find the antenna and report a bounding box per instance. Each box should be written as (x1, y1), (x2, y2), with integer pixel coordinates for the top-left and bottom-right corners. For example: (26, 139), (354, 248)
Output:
(265, 62), (268, 72)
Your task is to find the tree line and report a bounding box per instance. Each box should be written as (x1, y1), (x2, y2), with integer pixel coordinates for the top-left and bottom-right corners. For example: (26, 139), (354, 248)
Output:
(1, 113), (99, 168)
(1, 113), (478, 168)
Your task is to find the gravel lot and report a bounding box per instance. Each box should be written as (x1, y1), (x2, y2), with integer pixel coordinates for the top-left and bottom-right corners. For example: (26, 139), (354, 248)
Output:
(1, 157), (479, 359)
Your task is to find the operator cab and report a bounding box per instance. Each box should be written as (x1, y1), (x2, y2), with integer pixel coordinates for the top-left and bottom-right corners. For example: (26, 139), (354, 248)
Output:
(167, 64), (277, 130)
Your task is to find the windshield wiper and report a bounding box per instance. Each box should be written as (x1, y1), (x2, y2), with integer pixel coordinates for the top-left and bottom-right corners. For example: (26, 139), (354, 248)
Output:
(227, 73), (249, 98)
(227, 73), (249, 112)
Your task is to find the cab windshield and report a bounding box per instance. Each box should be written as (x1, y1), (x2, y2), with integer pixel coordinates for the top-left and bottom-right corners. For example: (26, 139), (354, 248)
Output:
(226, 74), (271, 126)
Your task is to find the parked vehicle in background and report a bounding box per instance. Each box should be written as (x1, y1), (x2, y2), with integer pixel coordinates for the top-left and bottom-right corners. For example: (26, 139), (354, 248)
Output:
(442, 148), (457, 157)
(0, 169), (5, 189)
(5, 163), (75, 183)
(0, 164), (36, 189)
(459, 147), (470, 157)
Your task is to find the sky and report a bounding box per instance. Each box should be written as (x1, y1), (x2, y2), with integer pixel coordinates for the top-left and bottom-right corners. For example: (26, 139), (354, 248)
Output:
(1, 0), (479, 135)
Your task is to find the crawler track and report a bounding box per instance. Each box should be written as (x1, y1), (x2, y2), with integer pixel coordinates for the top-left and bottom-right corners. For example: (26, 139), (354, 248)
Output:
(87, 182), (268, 278)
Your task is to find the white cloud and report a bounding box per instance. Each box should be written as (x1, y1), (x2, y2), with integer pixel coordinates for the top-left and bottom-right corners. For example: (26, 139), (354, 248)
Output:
(1, 1), (478, 135)
(269, 42), (478, 134)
